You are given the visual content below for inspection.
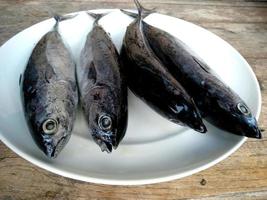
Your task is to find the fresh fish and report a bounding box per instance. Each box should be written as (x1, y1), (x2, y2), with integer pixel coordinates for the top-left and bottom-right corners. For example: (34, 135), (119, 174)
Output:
(22, 14), (78, 158)
(139, 11), (262, 138)
(77, 12), (128, 152)
(121, 0), (206, 133)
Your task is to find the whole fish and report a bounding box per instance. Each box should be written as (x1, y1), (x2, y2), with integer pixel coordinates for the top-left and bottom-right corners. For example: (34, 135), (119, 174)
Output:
(21, 15), (78, 158)
(77, 12), (128, 152)
(136, 9), (262, 138)
(121, 0), (207, 133)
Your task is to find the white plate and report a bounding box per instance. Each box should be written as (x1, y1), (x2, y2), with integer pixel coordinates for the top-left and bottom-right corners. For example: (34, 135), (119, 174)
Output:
(0, 9), (261, 185)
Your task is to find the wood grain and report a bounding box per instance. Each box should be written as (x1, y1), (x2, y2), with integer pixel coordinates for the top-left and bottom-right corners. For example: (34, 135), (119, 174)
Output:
(0, 0), (266, 199)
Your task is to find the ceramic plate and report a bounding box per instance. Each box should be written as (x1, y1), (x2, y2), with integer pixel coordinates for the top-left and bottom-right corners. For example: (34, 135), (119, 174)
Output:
(0, 9), (261, 185)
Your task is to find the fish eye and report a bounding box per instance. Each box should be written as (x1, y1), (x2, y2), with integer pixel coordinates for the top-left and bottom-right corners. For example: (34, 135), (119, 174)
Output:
(237, 103), (250, 115)
(98, 114), (112, 131)
(42, 118), (58, 135)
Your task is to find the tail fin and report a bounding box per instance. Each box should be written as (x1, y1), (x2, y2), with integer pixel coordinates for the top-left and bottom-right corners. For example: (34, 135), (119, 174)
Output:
(120, 8), (155, 19)
(133, 0), (155, 21)
(53, 13), (78, 30)
(134, 0), (143, 21)
(86, 11), (109, 26)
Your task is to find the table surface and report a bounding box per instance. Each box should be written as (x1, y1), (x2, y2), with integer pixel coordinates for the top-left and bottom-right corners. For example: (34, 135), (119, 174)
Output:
(0, 0), (266, 199)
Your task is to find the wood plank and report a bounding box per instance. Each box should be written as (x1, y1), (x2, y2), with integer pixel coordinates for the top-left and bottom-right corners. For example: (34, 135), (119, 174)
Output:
(3, 0), (267, 7)
(0, 1), (266, 24)
(0, 0), (267, 199)
(200, 23), (267, 59)
(0, 8), (266, 59)
(0, 136), (267, 200)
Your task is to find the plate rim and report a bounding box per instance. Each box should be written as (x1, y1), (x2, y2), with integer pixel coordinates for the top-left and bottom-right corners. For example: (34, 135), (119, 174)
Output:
(0, 9), (262, 185)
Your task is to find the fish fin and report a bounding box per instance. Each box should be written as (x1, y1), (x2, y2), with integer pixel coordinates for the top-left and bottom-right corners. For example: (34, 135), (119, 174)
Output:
(87, 62), (97, 84)
(120, 8), (155, 18)
(54, 13), (78, 22)
(134, 0), (144, 21)
(45, 63), (56, 83)
(86, 11), (109, 25)
(120, 9), (138, 18)
(193, 56), (211, 74)
(53, 13), (78, 30)
(193, 56), (225, 82)
(19, 74), (22, 86)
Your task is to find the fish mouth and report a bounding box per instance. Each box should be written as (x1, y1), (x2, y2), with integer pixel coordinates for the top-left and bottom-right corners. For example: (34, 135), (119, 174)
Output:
(92, 132), (115, 153)
(244, 124), (262, 139)
(194, 123), (207, 134)
(42, 136), (68, 158)
(98, 140), (113, 153)
(254, 128), (262, 139)
(94, 137), (114, 153)
(240, 117), (262, 139)
(187, 120), (207, 134)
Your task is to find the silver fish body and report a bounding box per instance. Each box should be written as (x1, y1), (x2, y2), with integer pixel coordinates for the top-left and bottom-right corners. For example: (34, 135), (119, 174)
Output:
(77, 16), (128, 153)
(142, 21), (262, 139)
(22, 29), (78, 158)
(120, 1), (206, 133)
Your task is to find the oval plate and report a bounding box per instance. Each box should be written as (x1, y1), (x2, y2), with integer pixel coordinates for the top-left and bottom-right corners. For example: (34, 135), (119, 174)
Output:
(0, 9), (261, 185)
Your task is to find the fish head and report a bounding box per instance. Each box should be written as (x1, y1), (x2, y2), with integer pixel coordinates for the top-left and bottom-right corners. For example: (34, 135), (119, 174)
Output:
(89, 103), (117, 153)
(230, 102), (261, 139)
(169, 100), (207, 133)
(88, 87), (120, 153)
(32, 102), (73, 158)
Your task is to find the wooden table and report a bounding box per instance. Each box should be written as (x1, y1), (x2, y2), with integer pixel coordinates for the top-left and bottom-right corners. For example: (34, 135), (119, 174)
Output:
(0, 0), (266, 199)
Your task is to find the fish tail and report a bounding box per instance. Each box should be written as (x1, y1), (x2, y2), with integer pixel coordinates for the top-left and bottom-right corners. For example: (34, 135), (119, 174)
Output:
(120, 9), (138, 18)
(134, 0), (143, 20)
(53, 13), (78, 30)
(120, 8), (155, 18)
(86, 11), (109, 26)
(133, 0), (155, 21)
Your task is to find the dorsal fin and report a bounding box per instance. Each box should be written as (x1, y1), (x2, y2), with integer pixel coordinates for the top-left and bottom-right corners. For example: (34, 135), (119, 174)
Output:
(193, 56), (211, 74)
(87, 62), (97, 84)
(192, 56), (224, 82)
